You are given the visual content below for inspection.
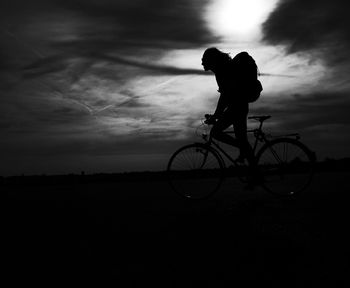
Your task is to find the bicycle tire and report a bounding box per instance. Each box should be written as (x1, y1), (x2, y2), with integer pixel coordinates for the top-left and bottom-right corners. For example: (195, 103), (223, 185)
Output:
(167, 143), (224, 199)
(256, 138), (315, 196)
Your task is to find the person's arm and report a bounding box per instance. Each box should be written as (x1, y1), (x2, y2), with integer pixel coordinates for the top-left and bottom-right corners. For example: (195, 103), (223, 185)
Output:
(213, 93), (228, 119)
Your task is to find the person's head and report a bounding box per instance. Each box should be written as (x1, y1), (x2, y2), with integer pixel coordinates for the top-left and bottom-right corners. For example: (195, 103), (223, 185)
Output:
(201, 47), (231, 72)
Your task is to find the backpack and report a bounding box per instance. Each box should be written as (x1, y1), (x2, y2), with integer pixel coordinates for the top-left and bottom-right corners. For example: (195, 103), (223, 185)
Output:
(231, 52), (263, 103)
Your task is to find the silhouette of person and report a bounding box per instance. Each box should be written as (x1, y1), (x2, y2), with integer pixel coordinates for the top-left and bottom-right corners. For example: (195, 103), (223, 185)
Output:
(201, 47), (257, 173)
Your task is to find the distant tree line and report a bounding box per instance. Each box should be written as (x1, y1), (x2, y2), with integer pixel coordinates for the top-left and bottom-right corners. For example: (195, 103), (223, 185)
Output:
(1, 157), (350, 186)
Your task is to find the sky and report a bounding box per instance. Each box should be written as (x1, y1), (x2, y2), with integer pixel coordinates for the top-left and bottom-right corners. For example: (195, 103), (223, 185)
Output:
(1, 0), (350, 176)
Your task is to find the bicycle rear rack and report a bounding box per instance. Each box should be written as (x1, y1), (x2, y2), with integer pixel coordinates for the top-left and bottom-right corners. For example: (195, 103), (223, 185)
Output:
(269, 133), (300, 140)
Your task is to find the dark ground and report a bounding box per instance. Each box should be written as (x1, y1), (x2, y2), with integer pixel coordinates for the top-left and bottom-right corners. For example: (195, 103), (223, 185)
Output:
(2, 171), (350, 287)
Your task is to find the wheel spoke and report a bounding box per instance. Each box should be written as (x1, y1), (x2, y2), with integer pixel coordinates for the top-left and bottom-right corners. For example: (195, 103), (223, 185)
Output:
(167, 144), (223, 199)
(257, 139), (314, 196)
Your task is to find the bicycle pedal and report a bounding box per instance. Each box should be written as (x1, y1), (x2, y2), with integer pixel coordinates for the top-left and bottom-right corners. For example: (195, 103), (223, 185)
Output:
(243, 183), (256, 190)
(235, 158), (246, 164)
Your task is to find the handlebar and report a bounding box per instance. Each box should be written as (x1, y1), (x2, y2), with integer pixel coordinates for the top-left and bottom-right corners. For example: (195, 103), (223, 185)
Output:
(204, 114), (216, 125)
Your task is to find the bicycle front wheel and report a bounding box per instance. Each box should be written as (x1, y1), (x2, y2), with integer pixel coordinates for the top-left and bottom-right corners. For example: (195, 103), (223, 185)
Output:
(256, 138), (315, 196)
(167, 143), (224, 199)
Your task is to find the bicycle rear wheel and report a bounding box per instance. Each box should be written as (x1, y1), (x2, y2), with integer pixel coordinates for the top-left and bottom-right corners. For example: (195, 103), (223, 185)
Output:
(167, 143), (224, 199)
(256, 138), (315, 196)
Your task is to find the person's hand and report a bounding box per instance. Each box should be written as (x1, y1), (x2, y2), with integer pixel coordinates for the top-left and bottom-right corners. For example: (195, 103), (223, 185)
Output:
(204, 114), (216, 125)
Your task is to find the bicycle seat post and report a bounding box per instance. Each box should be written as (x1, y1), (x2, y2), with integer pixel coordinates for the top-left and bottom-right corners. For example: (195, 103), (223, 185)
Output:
(259, 119), (268, 134)
(248, 115), (271, 132)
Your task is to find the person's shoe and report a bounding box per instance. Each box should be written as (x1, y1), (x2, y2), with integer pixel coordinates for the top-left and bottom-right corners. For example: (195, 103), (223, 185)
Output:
(236, 154), (246, 164)
(244, 182), (256, 190)
(244, 174), (264, 190)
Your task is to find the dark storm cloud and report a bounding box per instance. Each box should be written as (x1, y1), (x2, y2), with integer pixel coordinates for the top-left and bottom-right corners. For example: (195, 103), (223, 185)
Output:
(0, 0), (216, 77)
(23, 51), (209, 79)
(254, 92), (350, 131)
(249, 90), (350, 159)
(60, 0), (215, 47)
(260, 0), (350, 158)
(97, 54), (208, 75)
(262, 0), (350, 66)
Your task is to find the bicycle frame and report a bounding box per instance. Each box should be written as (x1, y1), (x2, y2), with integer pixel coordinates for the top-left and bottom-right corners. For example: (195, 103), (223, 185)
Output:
(200, 117), (301, 168)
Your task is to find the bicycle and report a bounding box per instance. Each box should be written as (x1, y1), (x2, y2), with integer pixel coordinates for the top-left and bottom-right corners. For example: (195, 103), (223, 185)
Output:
(167, 115), (316, 199)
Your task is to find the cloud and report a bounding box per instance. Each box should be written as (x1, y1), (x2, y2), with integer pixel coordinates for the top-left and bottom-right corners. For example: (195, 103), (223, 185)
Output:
(59, 0), (215, 48)
(254, 92), (350, 129)
(0, 0), (216, 73)
(259, 0), (350, 159)
(249, 89), (350, 159)
(262, 0), (350, 67)
(0, 1), (217, 113)
(0, 0), (217, 113)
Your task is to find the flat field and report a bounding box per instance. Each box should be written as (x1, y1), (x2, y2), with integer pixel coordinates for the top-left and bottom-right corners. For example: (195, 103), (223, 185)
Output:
(3, 171), (350, 287)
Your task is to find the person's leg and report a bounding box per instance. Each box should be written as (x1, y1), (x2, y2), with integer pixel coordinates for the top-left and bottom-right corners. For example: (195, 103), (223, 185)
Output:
(233, 115), (255, 166)
(210, 110), (253, 162)
(210, 114), (238, 147)
(234, 116), (263, 187)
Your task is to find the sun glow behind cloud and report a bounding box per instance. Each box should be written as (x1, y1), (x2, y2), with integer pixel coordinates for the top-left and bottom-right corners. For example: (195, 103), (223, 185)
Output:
(205, 0), (278, 40)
